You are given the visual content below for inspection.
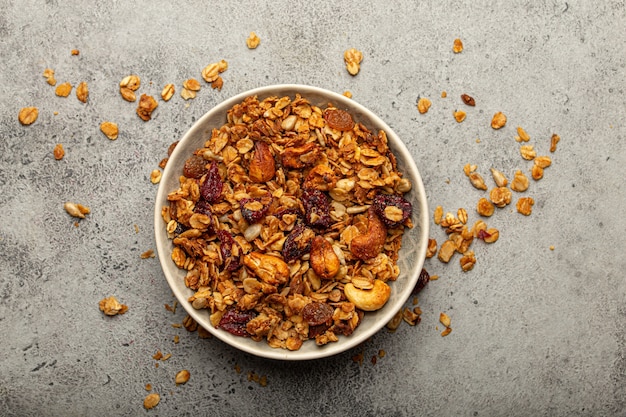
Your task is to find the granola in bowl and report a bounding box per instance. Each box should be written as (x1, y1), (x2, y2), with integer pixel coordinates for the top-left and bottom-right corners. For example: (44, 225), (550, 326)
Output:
(154, 85), (429, 360)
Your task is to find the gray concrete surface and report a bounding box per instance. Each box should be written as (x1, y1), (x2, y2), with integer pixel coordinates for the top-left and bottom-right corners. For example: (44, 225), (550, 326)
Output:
(1, 1), (625, 416)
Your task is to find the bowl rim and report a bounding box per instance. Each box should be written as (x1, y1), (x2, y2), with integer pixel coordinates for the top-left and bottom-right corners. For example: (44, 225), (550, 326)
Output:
(154, 84), (429, 360)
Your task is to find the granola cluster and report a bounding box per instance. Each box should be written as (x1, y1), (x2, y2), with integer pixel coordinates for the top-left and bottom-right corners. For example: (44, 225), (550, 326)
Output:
(161, 93), (414, 350)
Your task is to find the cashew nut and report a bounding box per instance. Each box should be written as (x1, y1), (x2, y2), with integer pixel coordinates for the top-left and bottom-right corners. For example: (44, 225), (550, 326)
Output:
(243, 252), (289, 286)
(344, 279), (391, 311)
(309, 236), (341, 279)
(349, 207), (387, 260)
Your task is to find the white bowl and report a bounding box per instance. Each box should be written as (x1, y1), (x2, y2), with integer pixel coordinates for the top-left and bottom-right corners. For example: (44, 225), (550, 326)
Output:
(154, 84), (429, 360)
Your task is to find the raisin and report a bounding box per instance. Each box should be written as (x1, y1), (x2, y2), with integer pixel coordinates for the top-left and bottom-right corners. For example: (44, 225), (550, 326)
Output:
(193, 200), (213, 216)
(218, 309), (256, 337)
(200, 161), (223, 203)
(302, 302), (334, 326)
(461, 94), (476, 106)
(239, 196), (270, 224)
(217, 230), (241, 271)
(308, 323), (331, 338)
(323, 108), (354, 131)
(302, 189), (332, 229)
(372, 193), (412, 228)
(183, 155), (207, 179)
(411, 268), (430, 295)
(282, 224), (315, 262)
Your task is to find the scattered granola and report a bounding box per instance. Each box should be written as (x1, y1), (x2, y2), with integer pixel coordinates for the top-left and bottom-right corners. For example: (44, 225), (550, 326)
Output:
(76, 81), (89, 103)
(71, 49), (80, 56)
(175, 370), (190, 385)
(55, 82), (72, 97)
(453, 110), (466, 123)
(18, 107), (39, 126)
(162, 93), (414, 350)
(516, 197), (534, 216)
(344, 48), (363, 75)
(143, 393), (160, 410)
(136, 94), (158, 121)
(43, 68), (56, 86)
(140, 249), (156, 259)
(515, 126), (530, 142)
(476, 197), (495, 217)
(150, 169), (162, 184)
(510, 170), (529, 192)
(550, 133), (560, 152)
(520, 144), (536, 160)
(120, 75), (141, 102)
(64, 201), (90, 219)
(100, 121), (119, 140)
(161, 83), (175, 101)
(246, 32), (261, 49)
(99, 296), (128, 316)
(452, 38), (463, 53)
(53, 143), (65, 160)
(491, 112), (507, 129)
(461, 94), (475, 106)
(417, 97), (431, 114)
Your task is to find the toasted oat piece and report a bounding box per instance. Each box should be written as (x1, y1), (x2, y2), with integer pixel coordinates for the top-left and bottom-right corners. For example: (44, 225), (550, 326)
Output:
(99, 296), (128, 316)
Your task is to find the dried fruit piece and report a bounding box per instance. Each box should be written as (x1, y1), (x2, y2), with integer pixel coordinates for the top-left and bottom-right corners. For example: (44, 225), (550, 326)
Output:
(302, 302), (334, 326)
(248, 141), (276, 183)
(100, 121), (119, 140)
(344, 48), (363, 75)
(99, 296), (128, 316)
(372, 193), (412, 228)
(323, 108), (354, 131)
(309, 236), (341, 279)
(143, 393), (160, 410)
(136, 94), (158, 121)
(76, 81), (88, 103)
(491, 112), (507, 129)
(453, 110), (466, 123)
(240, 196), (271, 224)
(550, 133), (560, 152)
(510, 170), (529, 192)
(55, 82), (72, 97)
(183, 155), (207, 179)
(516, 197), (535, 216)
(53, 144), (65, 160)
(453, 38), (463, 53)
(461, 94), (475, 106)
(18, 107), (38, 125)
(412, 268), (430, 294)
(476, 197), (495, 217)
(246, 31), (261, 49)
(282, 224), (314, 262)
(161, 83), (175, 101)
(217, 230), (242, 271)
(302, 189), (332, 229)
(417, 97), (431, 114)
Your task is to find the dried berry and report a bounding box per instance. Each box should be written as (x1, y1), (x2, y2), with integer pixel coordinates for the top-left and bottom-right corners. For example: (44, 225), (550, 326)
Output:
(302, 189), (332, 229)
(372, 193), (412, 228)
(200, 161), (223, 203)
(302, 302), (334, 326)
(323, 108), (355, 131)
(183, 155), (207, 179)
(273, 207), (303, 221)
(476, 229), (492, 241)
(461, 94), (476, 106)
(218, 309), (256, 337)
(217, 230), (241, 271)
(193, 200), (213, 217)
(411, 268), (430, 295)
(240, 196), (270, 224)
(282, 224), (315, 262)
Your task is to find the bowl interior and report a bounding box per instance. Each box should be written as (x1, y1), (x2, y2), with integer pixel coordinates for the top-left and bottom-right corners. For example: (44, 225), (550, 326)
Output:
(154, 84), (429, 360)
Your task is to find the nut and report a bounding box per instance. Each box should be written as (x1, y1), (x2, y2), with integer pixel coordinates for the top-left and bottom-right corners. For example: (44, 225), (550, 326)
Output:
(161, 83), (175, 101)
(453, 110), (466, 123)
(516, 197), (535, 216)
(76, 81), (89, 103)
(243, 252), (290, 286)
(344, 48), (363, 75)
(136, 94), (158, 121)
(510, 170), (529, 192)
(143, 393), (160, 410)
(491, 112), (507, 129)
(550, 133), (560, 152)
(99, 296), (128, 316)
(350, 207), (387, 260)
(489, 187), (512, 208)
(18, 107), (38, 125)
(175, 369), (190, 385)
(515, 126), (530, 142)
(246, 31), (261, 49)
(490, 168), (508, 187)
(452, 38), (463, 53)
(55, 82), (72, 97)
(248, 141), (276, 183)
(64, 201), (90, 219)
(309, 236), (341, 279)
(417, 97), (431, 114)
(100, 121), (119, 140)
(344, 279), (391, 311)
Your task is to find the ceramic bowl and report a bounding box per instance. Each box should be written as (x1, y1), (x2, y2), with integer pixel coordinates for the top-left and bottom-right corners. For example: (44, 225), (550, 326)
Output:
(154, 84), (429, 360)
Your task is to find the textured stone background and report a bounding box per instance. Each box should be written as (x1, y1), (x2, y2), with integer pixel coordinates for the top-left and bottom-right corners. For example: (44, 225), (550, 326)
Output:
(1, 1), (625, 416)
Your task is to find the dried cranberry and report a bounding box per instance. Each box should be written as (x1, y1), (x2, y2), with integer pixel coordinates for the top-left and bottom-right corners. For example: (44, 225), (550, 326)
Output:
(477, 229), (492, 240)
(411, 268), (430, 295)
(217, 230), (241, 271)
(183, 155), (208, 179)
(302, 302), (334, 326)
(273, 207), (303, 221)
(218, 309), (257, 337)
(200, 161), (223, 203)
(302, 189), (332, 229)
(282, 224), (315, 262)
(372, 193), (412, 228)
(239, 197), (270, 224)
(193, 200), (213, 216)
